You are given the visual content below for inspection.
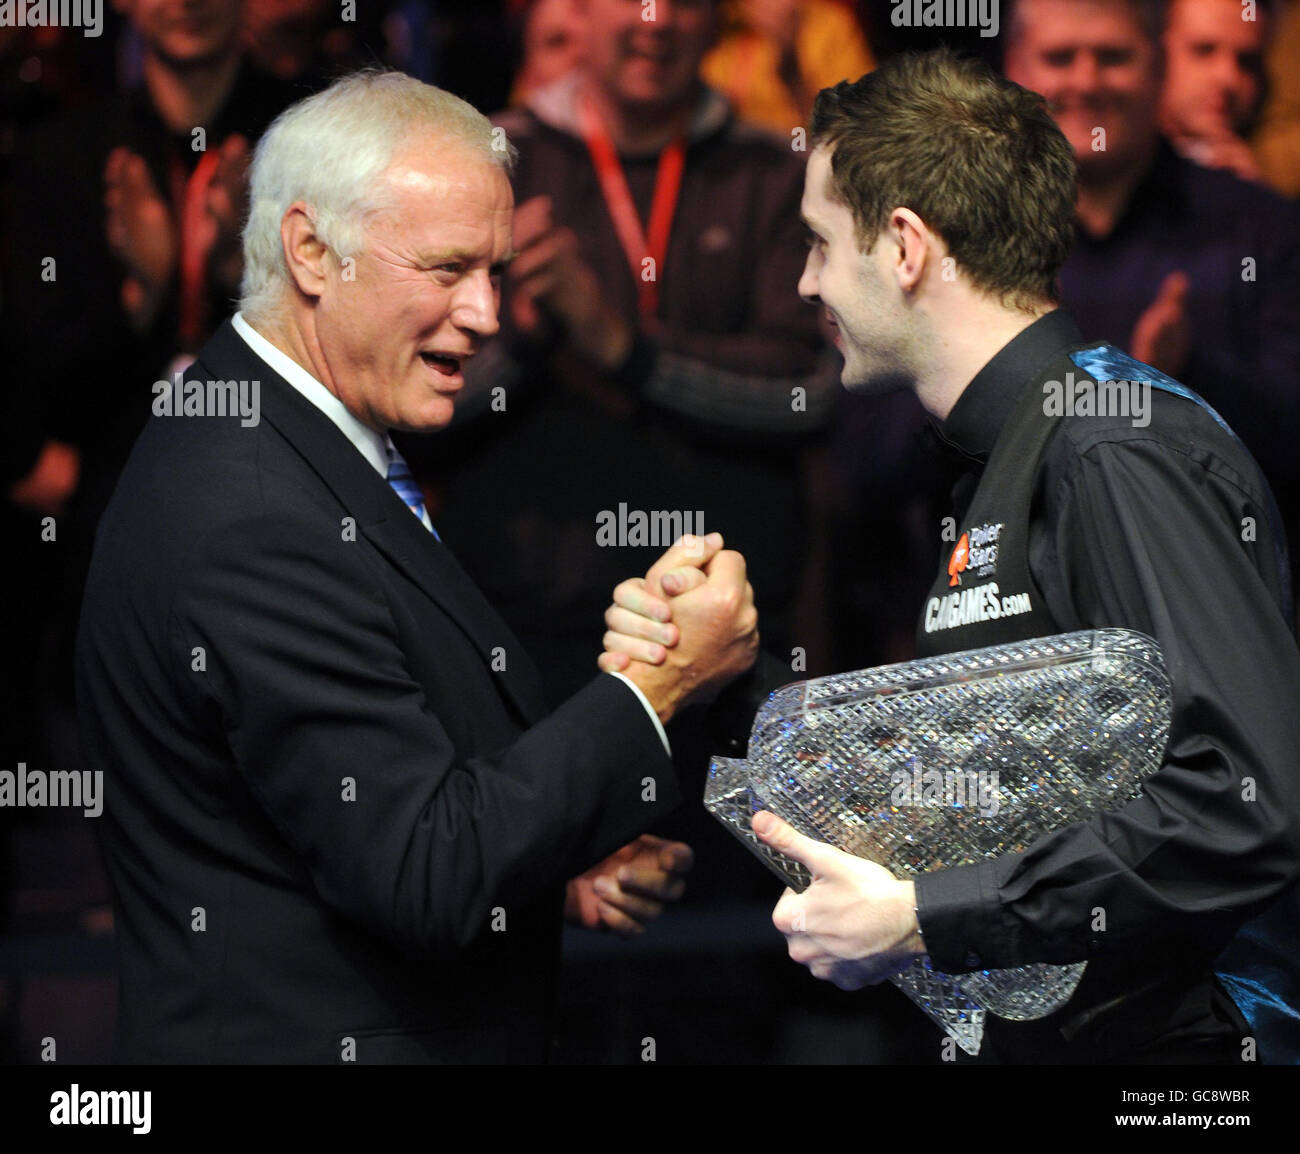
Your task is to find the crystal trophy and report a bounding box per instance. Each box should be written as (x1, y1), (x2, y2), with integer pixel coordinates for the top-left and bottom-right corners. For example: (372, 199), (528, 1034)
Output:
(705, 629), (1171, 1055)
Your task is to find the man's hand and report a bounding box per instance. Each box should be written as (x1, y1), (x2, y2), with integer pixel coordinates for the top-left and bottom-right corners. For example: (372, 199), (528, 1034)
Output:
(600, 532), (719, 671)
(601, 534), (759, 722)
(204, 134), (251, 292)
(104, 146), (176, 333)
(565, 834), (695, 936)
(506, 194), (554, 337)
(752, 811), (925, 989)
(1172, 133), (1263, 184)
(507, 194), (633, 370)
(1130, 269), (1191, 379)
(8, 439), (80, 516)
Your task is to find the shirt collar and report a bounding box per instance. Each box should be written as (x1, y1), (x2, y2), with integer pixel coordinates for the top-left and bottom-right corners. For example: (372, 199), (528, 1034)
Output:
(231, 311), (391, 478)
(936, 308), (1085, 461)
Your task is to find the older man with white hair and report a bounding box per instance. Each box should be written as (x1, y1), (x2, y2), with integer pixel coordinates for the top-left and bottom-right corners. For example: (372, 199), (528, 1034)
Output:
(75, 70), (759, 1064)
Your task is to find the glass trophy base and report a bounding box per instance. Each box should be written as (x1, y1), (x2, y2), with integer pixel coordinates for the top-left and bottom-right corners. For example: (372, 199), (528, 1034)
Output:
(705, 629), (1171, 1055)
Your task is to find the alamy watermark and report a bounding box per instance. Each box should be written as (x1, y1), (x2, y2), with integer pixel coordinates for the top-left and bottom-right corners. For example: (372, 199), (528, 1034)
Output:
(1, 763), (102, 817)
(595, 503), (704, 548)
(152, 372), (261, 427)
(0, 0), (102, 36)
(891, 766), (1000, 818)
(49, 1084), (150, 1134)
(1043, 373), (1151, 428)
(891, 0), (999, 37)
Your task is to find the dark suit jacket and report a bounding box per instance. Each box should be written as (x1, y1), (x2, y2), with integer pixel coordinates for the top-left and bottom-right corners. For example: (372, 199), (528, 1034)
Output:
(75, 319), (680, 1063)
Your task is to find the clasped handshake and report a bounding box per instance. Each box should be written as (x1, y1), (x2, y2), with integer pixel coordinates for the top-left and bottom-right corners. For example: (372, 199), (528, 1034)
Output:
(593, 533), (927, 989)
(599, 532), (758, 722)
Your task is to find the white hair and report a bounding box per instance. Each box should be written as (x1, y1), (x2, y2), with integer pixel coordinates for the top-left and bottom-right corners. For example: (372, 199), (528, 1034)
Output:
(239, 69), (514, 326)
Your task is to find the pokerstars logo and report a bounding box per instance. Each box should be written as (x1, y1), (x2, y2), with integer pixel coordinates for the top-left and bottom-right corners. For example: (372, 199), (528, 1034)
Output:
(947, 521), (1002, 586)
(947, 533), (969, 586)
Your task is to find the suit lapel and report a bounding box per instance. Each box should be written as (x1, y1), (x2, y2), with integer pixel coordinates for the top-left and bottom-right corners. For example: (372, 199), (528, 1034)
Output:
(191, 320), (547, 725)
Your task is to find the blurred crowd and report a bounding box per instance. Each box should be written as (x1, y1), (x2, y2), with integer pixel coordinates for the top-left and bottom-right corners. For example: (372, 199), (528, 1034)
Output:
(2, 0), (1299, 1063)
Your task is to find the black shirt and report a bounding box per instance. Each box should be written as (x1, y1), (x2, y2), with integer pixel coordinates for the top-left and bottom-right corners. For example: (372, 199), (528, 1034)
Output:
(7, 60), (300, 486)
(913, 311), (1300, 1052)
(1059, 139), (1300, 544)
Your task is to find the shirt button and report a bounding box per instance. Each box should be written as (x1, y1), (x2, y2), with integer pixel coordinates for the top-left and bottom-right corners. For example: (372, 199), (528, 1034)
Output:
(964, 951), (981, 968)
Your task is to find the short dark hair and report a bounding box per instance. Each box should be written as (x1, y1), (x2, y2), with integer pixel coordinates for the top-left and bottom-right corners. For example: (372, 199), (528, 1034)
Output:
(809, 48), (1077, 310)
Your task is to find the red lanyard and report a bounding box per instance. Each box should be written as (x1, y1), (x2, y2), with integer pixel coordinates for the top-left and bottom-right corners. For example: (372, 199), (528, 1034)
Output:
(579, 94), (686, 319)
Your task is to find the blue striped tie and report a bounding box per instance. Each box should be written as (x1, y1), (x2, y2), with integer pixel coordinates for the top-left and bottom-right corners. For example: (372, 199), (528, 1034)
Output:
(386, 444), (441, 541)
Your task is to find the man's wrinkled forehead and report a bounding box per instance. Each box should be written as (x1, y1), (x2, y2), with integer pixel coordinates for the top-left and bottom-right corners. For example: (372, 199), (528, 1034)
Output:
(369, 140), (510, 208)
